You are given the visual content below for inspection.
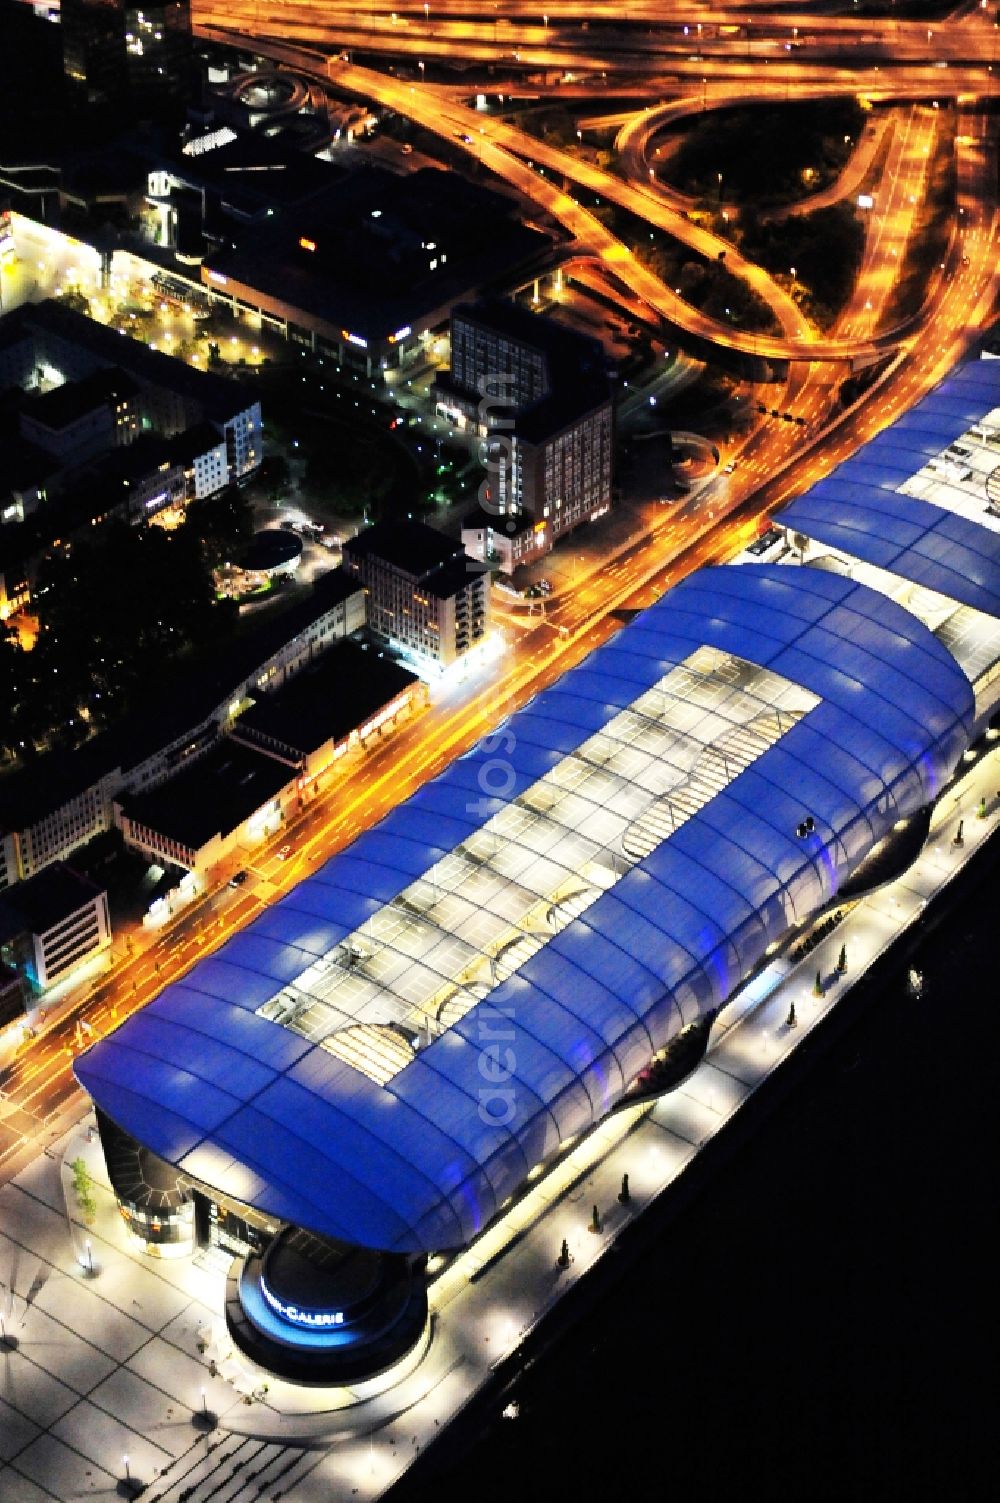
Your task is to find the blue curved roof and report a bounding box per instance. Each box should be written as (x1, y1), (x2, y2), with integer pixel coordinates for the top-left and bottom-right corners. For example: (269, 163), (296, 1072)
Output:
(779, 489), (1000, 619)
(75, 566), (975, 1253)
(780, 356), (1000, 616)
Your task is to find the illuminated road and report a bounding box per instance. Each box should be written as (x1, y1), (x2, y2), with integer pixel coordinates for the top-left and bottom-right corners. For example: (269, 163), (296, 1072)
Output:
(1, 9), (996, 1174)
(194, 12), (994, 366)
(196, 2), (1000, 74)
(5, 93), (994, 1162)
(615, 87), (898, 219)
(837, 104), (940, 341)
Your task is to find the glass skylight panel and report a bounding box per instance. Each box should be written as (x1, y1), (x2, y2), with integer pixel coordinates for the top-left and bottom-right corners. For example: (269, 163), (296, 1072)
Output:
(936, 607), (1000, 684)
(254, 647), (819, 1083)
(807, 551), (1000, 683)
(897, 414), (1000, 532)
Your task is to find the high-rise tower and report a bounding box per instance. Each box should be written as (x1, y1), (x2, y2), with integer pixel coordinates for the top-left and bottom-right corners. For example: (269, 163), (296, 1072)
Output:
(62, 0), (192, 104)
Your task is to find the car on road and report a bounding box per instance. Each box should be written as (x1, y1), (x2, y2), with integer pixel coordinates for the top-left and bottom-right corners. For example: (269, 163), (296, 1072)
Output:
(229, 870), (249, 887)
(747, 526), (785, 558)
(277, 844), (293, 861)
(722, 460), (738, 474)
(401, 143), (413, 155)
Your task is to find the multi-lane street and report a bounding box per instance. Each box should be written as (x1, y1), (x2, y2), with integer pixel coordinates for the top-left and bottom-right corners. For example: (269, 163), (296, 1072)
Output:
(2, 3), (996, 1184)
(199, 1), (1000, 73)
(195, 9), (995, 363)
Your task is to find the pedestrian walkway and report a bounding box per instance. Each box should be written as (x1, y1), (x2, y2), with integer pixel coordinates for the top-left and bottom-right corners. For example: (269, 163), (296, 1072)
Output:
(0, 743), (995, 1502)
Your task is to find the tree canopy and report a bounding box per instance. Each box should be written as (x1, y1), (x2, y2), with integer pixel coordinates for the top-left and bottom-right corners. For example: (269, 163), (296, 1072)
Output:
(11, 522), (221, 751)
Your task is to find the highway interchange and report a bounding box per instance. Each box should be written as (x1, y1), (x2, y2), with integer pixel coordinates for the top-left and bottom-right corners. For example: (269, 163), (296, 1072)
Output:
(1, 1), (997, 1182)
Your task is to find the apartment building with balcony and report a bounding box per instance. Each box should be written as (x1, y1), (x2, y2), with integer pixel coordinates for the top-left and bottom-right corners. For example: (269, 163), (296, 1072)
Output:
(342, 518), (490, 673)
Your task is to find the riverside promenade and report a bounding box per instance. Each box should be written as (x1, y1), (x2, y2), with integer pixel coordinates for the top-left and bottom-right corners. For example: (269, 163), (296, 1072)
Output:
(0, 741), (996, 1503)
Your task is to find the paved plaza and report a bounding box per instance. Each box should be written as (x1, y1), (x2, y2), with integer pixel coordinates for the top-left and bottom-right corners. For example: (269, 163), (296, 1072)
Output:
(0, 744), (995, 1503)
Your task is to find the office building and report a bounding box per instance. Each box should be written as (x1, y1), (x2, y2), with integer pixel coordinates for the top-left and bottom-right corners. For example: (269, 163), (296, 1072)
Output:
(436, 302), (614, 567)
(232, 639), (423, 785)
(0, 862), (111, 993)
(118, 642), (423, 876)
(0, 300), (261, 486)
(62, 0), (192, 104)
(200, 168), (552, 376)
(167, 421), (229, 502)
(342, 519), (490, 673)
(116, 739), (296, 876)
(0, 569), (365, 889)
(0, 439), (59, 527)
(446, 504), (541, 577)
(19, 368), (140, 464)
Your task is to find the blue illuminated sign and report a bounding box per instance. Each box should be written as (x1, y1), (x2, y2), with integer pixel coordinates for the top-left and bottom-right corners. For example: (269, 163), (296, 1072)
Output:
(260, 1278), (344, 1329)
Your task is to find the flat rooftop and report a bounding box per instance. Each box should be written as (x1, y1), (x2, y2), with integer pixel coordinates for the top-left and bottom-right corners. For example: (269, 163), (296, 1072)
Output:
(168, 421), (226, 465)
(0, 568), (362, 833)
(423, 555), (488, 600)
(202, 167), (552, 344)
(448, 300), (613, 439)
(117, 739), (293, 852)
(1, 301), (257, 425)
(81, 432), (174, 487)
(1, 435), (61, 495)
(0, 862), (103, 941)
(23, 369), (137, 433)
(239, 640), (418, 757)
(166, 130), (344, 211)
(343, 518), (467, 579)
(453, 298), (605, 368)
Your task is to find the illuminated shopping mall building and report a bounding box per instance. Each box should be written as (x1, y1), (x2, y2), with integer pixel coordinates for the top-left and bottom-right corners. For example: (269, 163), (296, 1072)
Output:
(75, 357), (1000, 1382)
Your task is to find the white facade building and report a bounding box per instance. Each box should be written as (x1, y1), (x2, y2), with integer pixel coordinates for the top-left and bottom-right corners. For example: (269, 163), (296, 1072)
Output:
(0, 864), (112, 993)
(0, 571), (365, 888)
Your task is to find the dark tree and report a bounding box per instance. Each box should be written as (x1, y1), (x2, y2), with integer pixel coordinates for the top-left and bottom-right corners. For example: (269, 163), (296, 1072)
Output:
(32, 522), (219, 731)
(187, 484), (255, 568)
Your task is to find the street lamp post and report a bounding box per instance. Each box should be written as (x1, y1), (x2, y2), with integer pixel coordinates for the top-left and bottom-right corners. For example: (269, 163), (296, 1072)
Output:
(0, 1299), (19, 1353)
(121, 1454), (140, 1497)
(193, 1384), (219, 1432)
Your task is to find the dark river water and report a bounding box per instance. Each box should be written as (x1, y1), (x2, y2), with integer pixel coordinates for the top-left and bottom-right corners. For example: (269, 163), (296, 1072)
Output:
(402, 837), (997, 1503)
